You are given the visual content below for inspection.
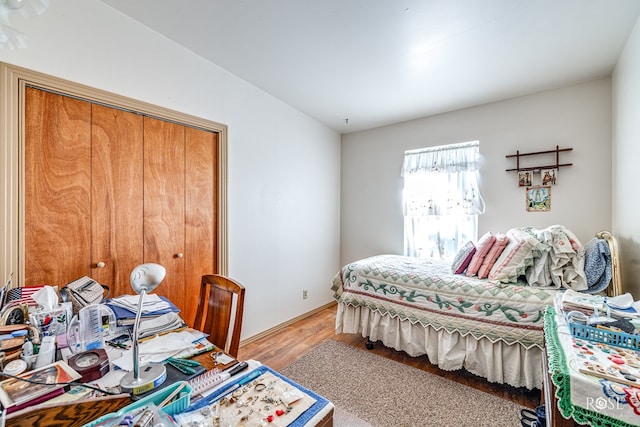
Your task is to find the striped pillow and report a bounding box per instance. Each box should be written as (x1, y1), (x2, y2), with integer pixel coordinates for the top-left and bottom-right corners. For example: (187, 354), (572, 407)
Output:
(477, 233), (509, 279)
(466, 232), (496, 277)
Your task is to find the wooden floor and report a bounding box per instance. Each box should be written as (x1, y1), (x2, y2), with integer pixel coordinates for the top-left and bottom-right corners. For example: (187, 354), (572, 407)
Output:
(237, 303), (541, 409)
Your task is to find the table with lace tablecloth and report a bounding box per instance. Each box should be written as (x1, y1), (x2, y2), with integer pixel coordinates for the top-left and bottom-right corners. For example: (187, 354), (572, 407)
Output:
(544, 306), (640, 427)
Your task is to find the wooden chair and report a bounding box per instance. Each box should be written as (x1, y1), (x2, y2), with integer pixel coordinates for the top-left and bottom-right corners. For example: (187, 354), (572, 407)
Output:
(193, 274), (245, 358)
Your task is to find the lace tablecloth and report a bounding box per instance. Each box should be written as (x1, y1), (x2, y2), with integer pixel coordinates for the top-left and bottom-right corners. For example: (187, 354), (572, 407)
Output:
(545, 306), (640, 427)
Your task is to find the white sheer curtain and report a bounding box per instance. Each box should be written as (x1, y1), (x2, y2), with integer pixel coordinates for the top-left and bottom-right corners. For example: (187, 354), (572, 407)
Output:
(402, 141), (484, 260)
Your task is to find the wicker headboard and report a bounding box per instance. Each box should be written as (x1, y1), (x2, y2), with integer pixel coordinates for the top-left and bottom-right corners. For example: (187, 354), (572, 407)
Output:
(595, 230), (622, 297)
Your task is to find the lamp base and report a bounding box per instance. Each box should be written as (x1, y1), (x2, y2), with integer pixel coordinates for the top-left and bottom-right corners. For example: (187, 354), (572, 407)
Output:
(119, 364), (167, 395)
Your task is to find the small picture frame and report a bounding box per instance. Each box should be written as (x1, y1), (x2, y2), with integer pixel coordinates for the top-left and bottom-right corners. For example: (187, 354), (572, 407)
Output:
(541, 168), (557, 186)
(518, 171), (532, 187)
(526, 186), (551, 212)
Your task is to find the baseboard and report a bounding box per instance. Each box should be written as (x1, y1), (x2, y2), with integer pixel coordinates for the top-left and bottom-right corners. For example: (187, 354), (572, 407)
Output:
(239, 301), (337, 347)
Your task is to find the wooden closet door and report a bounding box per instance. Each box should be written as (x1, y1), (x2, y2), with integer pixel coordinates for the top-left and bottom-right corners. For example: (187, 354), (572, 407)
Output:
(24, 87), (92, 286)
(91, 104), (144, 296)
(184, 127), (217, 325)
(143, 117), (186, 308)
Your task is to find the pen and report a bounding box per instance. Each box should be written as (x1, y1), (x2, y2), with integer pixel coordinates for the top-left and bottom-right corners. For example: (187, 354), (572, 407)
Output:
(106, 340), (129, 349)
(226, 361), (248, 377)
(185, 367), (265, 412)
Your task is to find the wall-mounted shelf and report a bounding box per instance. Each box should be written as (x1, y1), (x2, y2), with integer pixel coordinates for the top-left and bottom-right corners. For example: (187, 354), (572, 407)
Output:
(505, 145), (573, 172)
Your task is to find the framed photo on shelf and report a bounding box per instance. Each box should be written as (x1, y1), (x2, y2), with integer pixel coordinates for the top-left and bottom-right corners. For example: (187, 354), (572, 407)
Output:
(526, 186), (551, 212)
(541, 168), (557, 186)
(518, 171), (532, 187)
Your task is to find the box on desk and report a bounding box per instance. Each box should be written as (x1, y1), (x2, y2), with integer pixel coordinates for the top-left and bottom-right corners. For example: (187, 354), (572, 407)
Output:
(86, 381), (192, 427)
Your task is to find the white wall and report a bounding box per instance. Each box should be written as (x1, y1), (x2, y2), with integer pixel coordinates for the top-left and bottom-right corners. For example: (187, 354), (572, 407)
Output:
(341, 79), (612, 266)
(613, 17), (640, 297)
(0, 0), (341, 340)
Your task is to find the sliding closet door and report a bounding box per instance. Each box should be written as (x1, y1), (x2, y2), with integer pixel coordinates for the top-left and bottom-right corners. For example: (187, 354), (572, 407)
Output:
(91, 104), (144, 297)
(24, 87), (92, 286)
(184, 127), (217, 325)
(16, 68), (225, 317)
(143, 117), (186, 308)
(143, 119), (217, 324)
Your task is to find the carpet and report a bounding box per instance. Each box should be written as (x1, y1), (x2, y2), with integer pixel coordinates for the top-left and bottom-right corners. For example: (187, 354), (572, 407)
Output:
(280, 340), (523, 427)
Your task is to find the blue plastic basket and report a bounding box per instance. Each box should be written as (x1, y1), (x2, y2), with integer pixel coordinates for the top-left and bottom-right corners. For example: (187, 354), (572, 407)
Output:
(84, 381), (191, 427)
(569, 322), (640, 350)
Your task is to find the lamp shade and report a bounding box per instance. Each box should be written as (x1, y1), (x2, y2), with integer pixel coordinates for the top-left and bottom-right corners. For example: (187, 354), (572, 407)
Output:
(130, 263), (165, 294)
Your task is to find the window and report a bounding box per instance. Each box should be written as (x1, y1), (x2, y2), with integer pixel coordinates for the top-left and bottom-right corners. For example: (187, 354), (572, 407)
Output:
(402, 141), (484, 260)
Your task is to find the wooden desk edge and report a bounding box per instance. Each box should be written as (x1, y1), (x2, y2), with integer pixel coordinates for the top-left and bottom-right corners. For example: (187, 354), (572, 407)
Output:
(3, 348), (329, 427)
(315, 406), (334, 427)
(5, 393), (132, 427)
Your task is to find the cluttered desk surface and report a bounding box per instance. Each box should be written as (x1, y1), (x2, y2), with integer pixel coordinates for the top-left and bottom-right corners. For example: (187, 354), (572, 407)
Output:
(545, 290), (640, 427)
(0, 286), (334, 427)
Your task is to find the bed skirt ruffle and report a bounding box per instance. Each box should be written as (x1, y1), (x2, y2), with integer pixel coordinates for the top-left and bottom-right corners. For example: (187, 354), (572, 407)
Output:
(336, 303), (542, 390)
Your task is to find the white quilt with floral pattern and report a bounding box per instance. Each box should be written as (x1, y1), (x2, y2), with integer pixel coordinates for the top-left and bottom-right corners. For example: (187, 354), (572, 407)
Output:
(332, 254), (560, 348)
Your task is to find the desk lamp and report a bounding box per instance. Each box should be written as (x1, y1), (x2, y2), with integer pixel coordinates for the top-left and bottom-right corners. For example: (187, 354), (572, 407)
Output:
(119, 263), (167, 395)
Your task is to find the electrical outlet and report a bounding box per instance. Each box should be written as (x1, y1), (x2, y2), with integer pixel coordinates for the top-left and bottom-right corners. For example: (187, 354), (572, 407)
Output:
(303, 290), (308, 299)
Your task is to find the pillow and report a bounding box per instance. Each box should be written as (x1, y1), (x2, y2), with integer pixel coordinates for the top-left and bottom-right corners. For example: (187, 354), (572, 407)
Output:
(451, 241), (476, 274)
(488, 228), (542, 283)
(477, 233), (509, 279)
(466, 232), (496, 277)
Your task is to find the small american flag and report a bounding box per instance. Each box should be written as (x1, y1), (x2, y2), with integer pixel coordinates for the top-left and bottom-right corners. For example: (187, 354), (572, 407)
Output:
(4, 285), (46, 306)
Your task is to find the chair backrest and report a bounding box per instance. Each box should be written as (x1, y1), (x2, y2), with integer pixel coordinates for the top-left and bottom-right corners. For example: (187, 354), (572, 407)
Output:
(193, 274), (245, 358)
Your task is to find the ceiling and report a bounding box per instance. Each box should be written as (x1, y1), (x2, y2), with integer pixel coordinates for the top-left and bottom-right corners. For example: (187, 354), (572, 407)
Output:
(101, 0), (640, 134)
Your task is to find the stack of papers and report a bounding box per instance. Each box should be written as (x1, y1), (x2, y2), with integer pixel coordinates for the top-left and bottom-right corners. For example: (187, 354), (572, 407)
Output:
(106, 294), (181, 326)
(108, 294), (172, 314)
(138, 312), (186, 339)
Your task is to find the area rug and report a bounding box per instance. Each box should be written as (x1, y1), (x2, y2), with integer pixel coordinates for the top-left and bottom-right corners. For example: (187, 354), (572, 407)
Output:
(280, 340), (523, 427)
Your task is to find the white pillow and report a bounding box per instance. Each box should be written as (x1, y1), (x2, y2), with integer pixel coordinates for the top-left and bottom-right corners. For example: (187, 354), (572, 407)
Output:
(489, 228), (542, 283)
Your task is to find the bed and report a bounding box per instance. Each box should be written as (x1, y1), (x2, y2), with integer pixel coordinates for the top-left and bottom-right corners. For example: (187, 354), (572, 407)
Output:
(331, 228), (622, 390)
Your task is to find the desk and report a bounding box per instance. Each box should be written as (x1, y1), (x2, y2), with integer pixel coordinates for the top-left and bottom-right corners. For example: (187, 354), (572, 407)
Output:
(544, 306), (639, 427)
(4, 346), (333, 427)
(193, 348), (333, 425)
(174, 362), (334, 427)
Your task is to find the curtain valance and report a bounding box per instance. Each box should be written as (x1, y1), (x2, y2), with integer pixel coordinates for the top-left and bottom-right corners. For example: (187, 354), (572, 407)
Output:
(402, 141), (484, 216)
(401, 141), (481, 175)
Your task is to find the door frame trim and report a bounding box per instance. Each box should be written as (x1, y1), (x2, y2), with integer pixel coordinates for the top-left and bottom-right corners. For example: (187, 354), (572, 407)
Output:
(0, 62), (229, 287)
